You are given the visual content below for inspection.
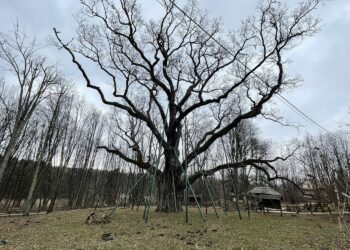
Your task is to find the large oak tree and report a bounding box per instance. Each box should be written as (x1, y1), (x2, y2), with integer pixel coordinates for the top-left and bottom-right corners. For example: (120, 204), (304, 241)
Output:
(55, 0), (322, 212)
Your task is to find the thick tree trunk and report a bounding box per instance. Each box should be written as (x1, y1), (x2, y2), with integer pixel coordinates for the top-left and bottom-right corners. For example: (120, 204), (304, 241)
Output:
(156, 170), (182, 212)
(155, 140), (183, 212)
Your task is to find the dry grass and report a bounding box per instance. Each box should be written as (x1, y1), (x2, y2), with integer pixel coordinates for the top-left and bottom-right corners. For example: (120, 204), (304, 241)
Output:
(0, 207), (349, 249)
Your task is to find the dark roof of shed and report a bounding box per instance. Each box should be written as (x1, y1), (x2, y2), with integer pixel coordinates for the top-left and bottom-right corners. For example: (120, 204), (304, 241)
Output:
(248, 187), (282, 197)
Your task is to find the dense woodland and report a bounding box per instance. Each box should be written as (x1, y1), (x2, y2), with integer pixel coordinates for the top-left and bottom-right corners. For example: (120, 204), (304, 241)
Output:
(0, 0), (349, 216)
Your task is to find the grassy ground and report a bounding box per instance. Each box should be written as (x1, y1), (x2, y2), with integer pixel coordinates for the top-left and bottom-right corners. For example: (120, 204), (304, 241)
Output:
(0, 207), (349, 249)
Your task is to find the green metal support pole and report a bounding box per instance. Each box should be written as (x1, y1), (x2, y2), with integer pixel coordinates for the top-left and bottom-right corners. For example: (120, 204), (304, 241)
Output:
(172, 170), (178, 213)
(204, 176), (219, 219)
(206, 175), (228, 216)
(184, 119), (189, 223)
(144, 132), (164, 223)
(106, 171), (148, 219)
(185, 177), (206, 222)
(184, 157), (189, 223)
(178, 118), (206, 223)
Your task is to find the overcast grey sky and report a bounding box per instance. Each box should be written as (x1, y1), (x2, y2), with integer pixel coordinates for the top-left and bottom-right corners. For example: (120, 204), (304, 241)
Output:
(1, 0), (349, 143)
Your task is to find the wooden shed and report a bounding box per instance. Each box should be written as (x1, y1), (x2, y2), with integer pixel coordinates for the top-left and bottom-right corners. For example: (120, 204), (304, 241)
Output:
(178, 193), (202, 206)
(248, 186), (282, 210)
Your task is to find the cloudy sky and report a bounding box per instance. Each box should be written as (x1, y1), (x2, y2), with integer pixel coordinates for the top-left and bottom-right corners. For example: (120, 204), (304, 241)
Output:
(1, 0), (349, 143)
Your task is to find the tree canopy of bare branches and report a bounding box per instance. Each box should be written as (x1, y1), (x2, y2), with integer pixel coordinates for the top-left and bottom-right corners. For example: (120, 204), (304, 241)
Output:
(54, 0), (322, 212)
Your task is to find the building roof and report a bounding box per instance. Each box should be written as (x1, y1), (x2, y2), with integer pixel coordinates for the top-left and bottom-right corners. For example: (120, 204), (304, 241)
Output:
(248, 186), (282, 200)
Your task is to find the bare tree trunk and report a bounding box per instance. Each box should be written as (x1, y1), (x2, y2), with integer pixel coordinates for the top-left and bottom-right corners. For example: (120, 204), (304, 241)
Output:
(156, 170), (181, 212)
(22, 161), (42, 215)
(0, 131), (21, 184)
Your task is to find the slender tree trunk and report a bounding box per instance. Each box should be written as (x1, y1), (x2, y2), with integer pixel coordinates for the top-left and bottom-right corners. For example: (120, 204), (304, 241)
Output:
(0, 133), (19, 184)
(22, 161), (42, 215)
(47, 168), (65, 213)
(0, 158), (18, 204)
(47, 190), (59, 213)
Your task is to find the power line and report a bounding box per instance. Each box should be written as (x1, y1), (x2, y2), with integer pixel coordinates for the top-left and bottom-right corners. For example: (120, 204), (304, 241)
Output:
(156, 0), (337, 138)
(276, 94), (332, 134)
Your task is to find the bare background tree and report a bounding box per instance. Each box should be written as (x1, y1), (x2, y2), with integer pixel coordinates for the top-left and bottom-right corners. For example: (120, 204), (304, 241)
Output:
(0, 26), (61, 184)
